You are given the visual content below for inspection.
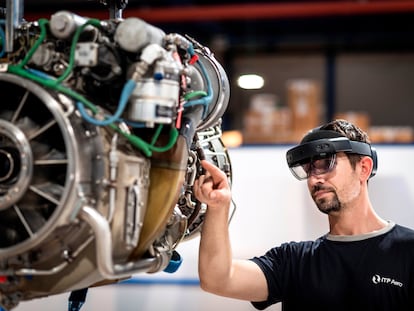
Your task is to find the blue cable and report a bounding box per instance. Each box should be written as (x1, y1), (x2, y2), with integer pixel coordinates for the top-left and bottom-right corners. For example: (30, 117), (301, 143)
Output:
(183, 45), (213, 117)
(26, 68), (56, 80)
(77, 79), (136, 126)
(0, 19), (5, 58)
(0, 26), (5, 58)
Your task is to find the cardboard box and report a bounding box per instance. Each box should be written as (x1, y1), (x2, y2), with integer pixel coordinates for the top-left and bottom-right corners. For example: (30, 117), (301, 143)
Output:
(287, 79), (322, 133)
(369, 126), (414, 143)
(249, 93), (278, 113)
(243, 108), (292, 144)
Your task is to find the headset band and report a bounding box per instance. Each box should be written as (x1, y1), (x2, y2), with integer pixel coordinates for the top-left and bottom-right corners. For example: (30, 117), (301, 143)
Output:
(286, 137), (374, 167)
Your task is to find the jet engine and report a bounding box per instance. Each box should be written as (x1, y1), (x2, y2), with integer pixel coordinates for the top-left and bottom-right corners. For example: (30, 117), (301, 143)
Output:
(0, 2), (232, 310)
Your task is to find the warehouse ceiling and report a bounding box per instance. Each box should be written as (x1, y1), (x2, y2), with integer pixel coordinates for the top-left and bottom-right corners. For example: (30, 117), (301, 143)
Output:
(8, 0), (414, 53)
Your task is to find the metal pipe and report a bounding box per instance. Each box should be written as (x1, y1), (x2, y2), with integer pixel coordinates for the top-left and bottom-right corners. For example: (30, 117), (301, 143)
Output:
(10, 236), (94, 276)
(5, 0), (23, 52)
(79, 205), (164, 279)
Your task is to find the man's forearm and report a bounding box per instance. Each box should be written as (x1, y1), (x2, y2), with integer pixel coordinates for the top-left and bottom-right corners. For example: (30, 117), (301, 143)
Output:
(198, 205), (233, 294)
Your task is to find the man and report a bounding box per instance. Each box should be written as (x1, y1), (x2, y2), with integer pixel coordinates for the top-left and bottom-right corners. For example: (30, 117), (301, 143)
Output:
(194, 119), (414, 310)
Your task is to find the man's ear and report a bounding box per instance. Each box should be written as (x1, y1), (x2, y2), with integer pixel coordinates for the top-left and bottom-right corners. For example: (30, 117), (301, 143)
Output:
(360, 156), (374, 180)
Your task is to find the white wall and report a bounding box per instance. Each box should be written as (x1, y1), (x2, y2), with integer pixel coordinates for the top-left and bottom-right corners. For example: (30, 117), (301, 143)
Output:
(14, 145), (414, 311)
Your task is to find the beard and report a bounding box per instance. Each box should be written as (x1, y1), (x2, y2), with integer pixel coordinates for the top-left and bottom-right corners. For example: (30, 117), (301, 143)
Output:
(311, 185), (342, 215)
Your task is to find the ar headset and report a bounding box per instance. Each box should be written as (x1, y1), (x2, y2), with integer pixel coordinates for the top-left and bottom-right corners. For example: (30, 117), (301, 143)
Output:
(286, 129), (377, 180)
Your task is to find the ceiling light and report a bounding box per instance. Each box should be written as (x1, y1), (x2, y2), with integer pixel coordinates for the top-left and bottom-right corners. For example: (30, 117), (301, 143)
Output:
(237, 74), (264, 90)
(221, 130), (243, 147)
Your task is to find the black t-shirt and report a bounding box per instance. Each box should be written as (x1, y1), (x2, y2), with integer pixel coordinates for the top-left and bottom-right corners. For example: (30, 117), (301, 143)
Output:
(250, 223), (414, 311)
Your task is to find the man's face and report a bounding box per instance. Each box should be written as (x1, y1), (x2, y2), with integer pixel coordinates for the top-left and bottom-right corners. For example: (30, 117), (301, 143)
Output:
(307, 152), (362, 215)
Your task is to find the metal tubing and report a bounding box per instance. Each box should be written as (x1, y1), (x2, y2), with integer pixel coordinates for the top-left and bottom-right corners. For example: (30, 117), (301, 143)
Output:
(5, 0), (23, 52)
(79, 205), (163, 279)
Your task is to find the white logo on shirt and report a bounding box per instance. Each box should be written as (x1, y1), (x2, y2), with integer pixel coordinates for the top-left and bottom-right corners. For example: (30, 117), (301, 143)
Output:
(372, 274), (403, 287)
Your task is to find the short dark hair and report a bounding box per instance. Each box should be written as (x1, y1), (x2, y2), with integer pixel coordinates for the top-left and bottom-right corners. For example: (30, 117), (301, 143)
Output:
(318, 119), (370, 143)
(318, 119), (370, 169)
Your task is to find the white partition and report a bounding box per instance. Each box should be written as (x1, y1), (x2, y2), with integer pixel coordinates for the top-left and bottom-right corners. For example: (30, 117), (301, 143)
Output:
(14, 145), (414, 311)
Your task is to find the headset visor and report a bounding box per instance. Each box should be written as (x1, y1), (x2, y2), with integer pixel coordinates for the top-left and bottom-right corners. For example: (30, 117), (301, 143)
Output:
(289, 153), (337, 180)
(286, 136), (376, 180)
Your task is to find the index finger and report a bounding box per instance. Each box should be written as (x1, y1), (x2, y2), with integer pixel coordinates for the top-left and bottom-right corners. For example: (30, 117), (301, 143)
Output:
(200, 160), (227, 185)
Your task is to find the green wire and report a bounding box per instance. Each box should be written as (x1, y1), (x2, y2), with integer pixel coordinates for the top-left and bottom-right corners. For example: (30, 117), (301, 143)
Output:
(116, 127), (179, 157)
(112, 126), (152, 157)
(10, 64), (182, 157)
(150, 124), (163, 145)
(149, 127), (179, 153)
(7, 64), (98, 113)
(184, 90), (207, 100)
(149, 124), (180, 153)
(55, 18), (102, 84)
(7, 18), (179, 157)
(17, 18), (49, 68)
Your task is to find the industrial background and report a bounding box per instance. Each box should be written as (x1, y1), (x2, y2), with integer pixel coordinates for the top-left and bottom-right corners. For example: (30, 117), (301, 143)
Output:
(8, 1), (414, 310)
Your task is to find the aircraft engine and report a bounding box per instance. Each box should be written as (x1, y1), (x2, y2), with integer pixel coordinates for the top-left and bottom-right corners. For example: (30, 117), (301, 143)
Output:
(0, 3), (231, 310)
